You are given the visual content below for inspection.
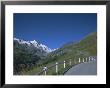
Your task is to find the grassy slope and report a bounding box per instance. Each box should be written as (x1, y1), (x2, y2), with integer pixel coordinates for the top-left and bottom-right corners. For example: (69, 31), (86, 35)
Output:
(18, 32), (97, 75)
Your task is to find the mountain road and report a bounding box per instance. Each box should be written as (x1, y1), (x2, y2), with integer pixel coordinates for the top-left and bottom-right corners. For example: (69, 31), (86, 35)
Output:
(64, 60), (97, 75)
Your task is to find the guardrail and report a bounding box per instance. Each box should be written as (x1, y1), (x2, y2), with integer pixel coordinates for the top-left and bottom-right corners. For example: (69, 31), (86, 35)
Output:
(37, 56), (96, 75)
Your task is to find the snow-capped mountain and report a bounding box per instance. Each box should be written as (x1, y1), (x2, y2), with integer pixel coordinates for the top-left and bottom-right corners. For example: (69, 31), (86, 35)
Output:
(14, 38), (55, 53)
(14, 38), (58, 74)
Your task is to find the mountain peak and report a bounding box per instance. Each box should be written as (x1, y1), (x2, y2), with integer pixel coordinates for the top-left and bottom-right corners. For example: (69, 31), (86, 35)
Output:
(14, 38), (56, 53)
(30, 40), (37, 43)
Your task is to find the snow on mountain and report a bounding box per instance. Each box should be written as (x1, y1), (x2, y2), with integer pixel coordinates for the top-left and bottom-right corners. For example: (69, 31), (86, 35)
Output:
(51, 48), (58, 51)
(14, 38), (56, 53)
(14, 38), (31, 45)
(30, 40), (39, 47)
(39, 43), (52, 53)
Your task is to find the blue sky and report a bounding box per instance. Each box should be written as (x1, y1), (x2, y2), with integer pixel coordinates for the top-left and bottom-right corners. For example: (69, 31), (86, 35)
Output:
(14, 13), (97, 49)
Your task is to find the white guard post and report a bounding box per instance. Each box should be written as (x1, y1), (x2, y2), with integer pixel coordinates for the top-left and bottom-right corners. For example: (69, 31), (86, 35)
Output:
(56, 62), (58, 74)
(83, 58), (84, 62)
(44, 66), (47, 75)
(64, 60), (66, 68)
(70, 59), (71, 66)
(79, 58), (80, 63)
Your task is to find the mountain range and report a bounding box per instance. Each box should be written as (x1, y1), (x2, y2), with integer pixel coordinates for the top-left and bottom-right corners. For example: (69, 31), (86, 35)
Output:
(14, 38), (57, 74)
(14, 38), (55, 53)
(14, 32), (97, 74)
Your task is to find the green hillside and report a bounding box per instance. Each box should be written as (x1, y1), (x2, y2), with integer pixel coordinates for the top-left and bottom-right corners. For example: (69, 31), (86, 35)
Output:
(41, 32), (97, 65)
(15, 32), (97, 75)
(14, 42), (41, 74)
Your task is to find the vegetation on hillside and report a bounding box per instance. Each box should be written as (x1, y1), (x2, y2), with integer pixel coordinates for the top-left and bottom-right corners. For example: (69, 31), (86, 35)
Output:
(14, 32), (97, 75)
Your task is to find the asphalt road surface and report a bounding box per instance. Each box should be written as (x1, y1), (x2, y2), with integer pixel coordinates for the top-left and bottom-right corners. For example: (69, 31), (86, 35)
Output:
(64, 60), (97, 75)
